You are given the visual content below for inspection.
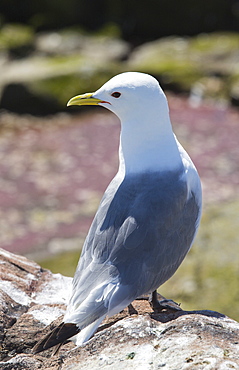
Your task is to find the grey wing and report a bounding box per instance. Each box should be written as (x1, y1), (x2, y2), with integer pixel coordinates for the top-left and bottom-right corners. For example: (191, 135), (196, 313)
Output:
(70, 170), (201, 308)
(107, 176), (200, 296)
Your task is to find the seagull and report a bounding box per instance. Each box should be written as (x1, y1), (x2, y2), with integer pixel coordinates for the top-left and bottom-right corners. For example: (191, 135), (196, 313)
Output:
(33, 72), (202, 354)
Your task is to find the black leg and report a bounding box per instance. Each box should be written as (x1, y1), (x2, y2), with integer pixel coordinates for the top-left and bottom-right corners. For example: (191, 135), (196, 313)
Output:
(127, 303), (138, 315)
(149, 290), (182, 312)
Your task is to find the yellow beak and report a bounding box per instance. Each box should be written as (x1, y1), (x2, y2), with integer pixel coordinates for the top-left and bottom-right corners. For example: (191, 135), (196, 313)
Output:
(67, 92), (103, 107)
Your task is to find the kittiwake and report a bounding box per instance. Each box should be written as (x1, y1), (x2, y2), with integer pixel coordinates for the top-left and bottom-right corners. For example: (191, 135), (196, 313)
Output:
(33, 71), (202, 354)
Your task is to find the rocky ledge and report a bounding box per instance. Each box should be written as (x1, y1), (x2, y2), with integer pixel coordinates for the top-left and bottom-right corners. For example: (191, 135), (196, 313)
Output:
(0, 248), (239, 369)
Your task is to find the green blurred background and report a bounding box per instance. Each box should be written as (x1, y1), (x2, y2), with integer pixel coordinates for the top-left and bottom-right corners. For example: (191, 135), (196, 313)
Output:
(0, 1), (239, 321)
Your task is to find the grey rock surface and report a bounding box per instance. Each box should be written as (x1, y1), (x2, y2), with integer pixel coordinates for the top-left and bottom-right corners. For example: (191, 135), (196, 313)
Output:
(1, 248), (239, 369)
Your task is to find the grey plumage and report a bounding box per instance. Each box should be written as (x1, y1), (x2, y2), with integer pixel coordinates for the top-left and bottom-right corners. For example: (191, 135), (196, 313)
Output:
(73, 170), (199, 306)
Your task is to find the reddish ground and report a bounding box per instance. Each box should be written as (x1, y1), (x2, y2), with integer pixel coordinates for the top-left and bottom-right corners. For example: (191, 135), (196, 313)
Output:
(0, 94), (238, 256)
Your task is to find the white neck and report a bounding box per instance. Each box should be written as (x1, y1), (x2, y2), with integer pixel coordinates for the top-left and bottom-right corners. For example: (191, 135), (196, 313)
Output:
(118, 114), (182, 175)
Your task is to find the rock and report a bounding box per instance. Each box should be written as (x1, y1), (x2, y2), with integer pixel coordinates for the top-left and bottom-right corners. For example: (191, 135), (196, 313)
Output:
(35, 32), (130, 61)
(127, 36), (200, 91)
(1, 248), (239, 369)
(1, 31), (239, 114)
(0, 31), (129, 115)
(0, 53), (121, 114)
(0, 248), (71, 361)
(127, 32), (239, 100)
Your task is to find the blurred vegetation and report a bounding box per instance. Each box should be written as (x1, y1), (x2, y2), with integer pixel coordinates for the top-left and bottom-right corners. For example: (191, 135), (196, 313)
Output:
(0, 1), (239, 112)
(129, 32), (239, 93)
(30, 64), (122, 106)
(1, 27), (239, 113)
(40, 249), (80, 277)
(0, 23), (33, 49)
(39, 199), (239, 321)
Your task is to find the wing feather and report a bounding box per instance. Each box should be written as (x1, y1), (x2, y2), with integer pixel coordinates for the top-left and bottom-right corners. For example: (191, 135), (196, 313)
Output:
(68, 168), (200, 314)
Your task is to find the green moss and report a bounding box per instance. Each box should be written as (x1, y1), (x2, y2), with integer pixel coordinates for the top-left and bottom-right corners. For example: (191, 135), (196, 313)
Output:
(40, 250), (81, 277)
(93, 22), (122, 38)
(129, 32), (239, 97)
(128, 37), (204, 90)
(189, 32), (239, 54)
(31, 74), (83, 106)
(126, 352), (136, 360)
(0, 23), (34, 49)
(131, 61), (201, 91)
(224, 349), (230, 357)
(154, 61), (201, 89)
(30, 64), (123, 106)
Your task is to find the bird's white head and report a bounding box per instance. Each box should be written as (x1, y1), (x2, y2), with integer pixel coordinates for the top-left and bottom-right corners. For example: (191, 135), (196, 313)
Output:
(67, 72), (180, 174)
(67, 72), (169, 123)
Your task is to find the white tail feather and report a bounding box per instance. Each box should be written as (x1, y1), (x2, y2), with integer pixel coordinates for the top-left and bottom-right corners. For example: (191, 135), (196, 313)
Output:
(72, 316), (106, 346)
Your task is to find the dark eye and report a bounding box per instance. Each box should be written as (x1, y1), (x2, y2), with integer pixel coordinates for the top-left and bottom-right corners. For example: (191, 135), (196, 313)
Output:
(111, 92), (121, 98)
